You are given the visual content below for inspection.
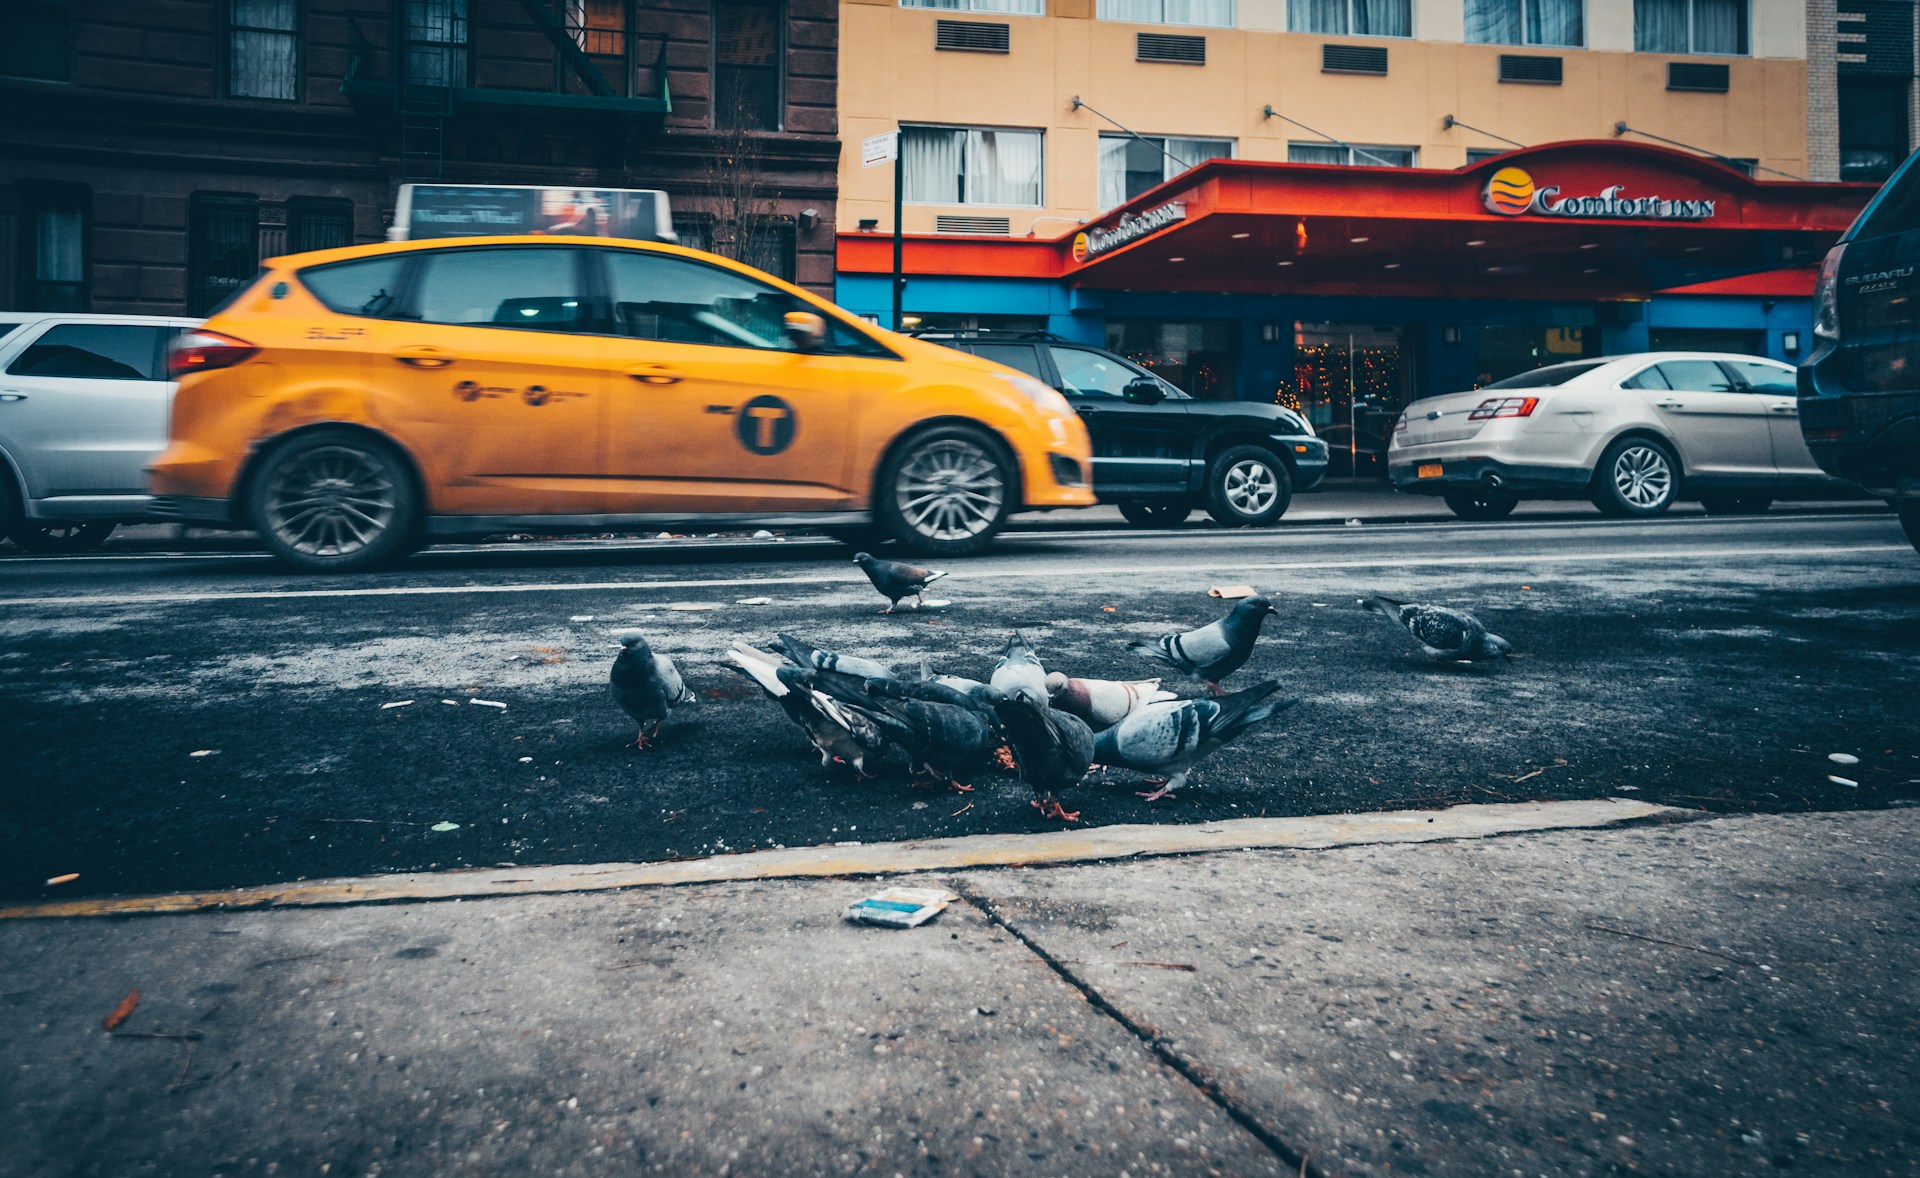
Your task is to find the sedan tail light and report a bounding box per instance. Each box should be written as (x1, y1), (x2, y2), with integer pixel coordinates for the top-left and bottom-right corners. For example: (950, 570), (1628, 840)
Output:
(169, 330), (259, 378)
(1393, 412), (1408, 433)
(1467, 396), (1539, 422)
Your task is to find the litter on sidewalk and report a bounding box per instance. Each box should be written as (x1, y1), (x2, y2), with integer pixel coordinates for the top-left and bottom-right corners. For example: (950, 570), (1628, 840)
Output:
(1208, 584), (1258, 599)
(843, 886), (957, 928)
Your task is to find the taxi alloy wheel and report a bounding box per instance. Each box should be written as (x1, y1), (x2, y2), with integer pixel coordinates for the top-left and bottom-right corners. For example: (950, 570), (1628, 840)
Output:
(1592, 437), (1678, 518)
(252, 430), (419, 572)
(1205, 445), (1292, 527)
(879, 426), (1011, 556)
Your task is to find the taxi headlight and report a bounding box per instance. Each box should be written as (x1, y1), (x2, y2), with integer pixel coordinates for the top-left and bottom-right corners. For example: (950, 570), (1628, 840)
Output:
(991, 371), (1073, 418)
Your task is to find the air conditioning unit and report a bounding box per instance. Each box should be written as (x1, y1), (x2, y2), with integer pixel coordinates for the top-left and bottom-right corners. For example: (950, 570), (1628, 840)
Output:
(934, 215), (1012, 235)
(1137, 32), (1205, 65)
(1667, 62), (1730, 92)
(1322, 43), (1387, 75)
(1498, 54), (1562, 84)
(935, 19), (1010, 53)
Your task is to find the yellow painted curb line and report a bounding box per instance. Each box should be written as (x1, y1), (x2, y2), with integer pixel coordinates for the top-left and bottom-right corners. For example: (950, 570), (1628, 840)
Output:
(1, 798), (1678, 921)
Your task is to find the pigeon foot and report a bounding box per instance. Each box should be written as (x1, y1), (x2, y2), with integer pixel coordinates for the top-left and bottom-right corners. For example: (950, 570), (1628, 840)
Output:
(1135, 785), (1174, 802)
(949, 779), (975, 793)
(1031, 799), (1080, 822)
(1204, 681), (1225, 698)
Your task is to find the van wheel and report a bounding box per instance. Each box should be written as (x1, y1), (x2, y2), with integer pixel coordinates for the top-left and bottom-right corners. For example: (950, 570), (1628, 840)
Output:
(1898, 500), (1920, 555)
(875, 424), (1012, 556)
(250, 429), (419, 572)
(1699, 493), (1772, 515)
(1118, 501), (1194, 527)
(1205, 446), (1291, 527)
(1591, 437), (1679, 517)
(1442, 490), (1518, 520)
(8, 521), (116, 553)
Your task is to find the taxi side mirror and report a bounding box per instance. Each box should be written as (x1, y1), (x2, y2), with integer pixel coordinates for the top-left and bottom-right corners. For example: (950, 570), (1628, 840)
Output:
(783, 311), (827, 352)
(1124, 377), (1166, 404)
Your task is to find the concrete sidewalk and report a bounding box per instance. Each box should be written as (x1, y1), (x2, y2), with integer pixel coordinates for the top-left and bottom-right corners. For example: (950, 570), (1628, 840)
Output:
(3, 804), (1916, 1177)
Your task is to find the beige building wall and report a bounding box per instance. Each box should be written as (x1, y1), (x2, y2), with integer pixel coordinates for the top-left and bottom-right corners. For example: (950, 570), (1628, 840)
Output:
(839, 0), (1812, 236)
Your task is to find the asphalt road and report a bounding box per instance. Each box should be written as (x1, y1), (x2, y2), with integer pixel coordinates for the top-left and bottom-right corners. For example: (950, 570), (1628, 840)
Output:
(5, 509), (1918, 903)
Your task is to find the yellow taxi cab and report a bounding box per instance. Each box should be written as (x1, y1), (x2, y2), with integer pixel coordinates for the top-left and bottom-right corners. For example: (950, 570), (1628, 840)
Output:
(149, 236), (1094, 571)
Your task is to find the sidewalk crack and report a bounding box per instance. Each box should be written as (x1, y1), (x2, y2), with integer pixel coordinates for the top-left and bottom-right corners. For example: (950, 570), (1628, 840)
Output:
(952, 880), (1327, 1178)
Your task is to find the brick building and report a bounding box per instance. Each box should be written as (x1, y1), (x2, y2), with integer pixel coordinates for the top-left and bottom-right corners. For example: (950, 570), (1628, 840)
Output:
(0, 0), (841, 315)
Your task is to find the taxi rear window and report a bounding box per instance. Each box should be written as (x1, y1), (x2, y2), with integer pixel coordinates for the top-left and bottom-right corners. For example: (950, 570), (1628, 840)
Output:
(299, 257), (408, 318)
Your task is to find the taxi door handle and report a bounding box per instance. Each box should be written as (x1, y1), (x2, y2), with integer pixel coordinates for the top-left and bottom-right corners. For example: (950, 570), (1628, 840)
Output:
(626, 364), (682, 385)
(391, 346), (456, 369)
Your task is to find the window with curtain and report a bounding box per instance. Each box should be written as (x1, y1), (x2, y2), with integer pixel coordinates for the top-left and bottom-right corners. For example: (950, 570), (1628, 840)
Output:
(23, 186), (88, 312)
(1098, 0), (1233, 26)
(1464, 0), (1582, 46)
(229, 0), (299, 99)
(902, 126), (1044, 206)
(1288, 142), (1415, 166)
(902, 0), (1043, 13)
(404, 0), (468, 86)
(715, 0), (781, 130)
(1634, 0), (1747, 54)
(1286, 0), (1410, 35)
(1098, 135), (1233, 210)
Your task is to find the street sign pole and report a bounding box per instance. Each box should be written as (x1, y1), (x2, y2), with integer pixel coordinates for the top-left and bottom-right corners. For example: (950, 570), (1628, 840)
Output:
(891, 150), (905, 330)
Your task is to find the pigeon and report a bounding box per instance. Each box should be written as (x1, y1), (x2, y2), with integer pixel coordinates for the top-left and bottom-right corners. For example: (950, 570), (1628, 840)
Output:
(770, 632), (891, 680)
(912, 659), (1001, 708)
(805, 671), (998, 791)
(990, 630), (1049, 707)
(1127, 595), (1278, 695)
(992, 692), (1096, 822)
(1045, 672), (1176, 731)
(1358, 595), (1512, 663)
(853, 552), (948, 613)
(1093, 680), (1298, 801)
(610, 631), (694, 749)
(721, 643), (884, 777)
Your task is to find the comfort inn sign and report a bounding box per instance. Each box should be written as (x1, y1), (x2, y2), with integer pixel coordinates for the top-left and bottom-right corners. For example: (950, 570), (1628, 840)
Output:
(1484, 166), (1717, 221)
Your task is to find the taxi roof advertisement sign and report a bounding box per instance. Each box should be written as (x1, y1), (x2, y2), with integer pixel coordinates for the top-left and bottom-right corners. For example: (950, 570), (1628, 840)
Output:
(395, 185), (675, 242)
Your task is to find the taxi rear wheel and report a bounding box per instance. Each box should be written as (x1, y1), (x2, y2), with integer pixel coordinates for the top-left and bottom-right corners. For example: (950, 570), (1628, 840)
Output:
(875, 425), (1012, 557)
(250, 430), (419, 573)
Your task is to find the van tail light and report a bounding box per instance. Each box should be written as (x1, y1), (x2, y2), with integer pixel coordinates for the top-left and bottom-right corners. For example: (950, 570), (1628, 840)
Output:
(1812, 242), (1846, 342)
(169, 330), (259, 378)
(1467, 396), (1539, 422)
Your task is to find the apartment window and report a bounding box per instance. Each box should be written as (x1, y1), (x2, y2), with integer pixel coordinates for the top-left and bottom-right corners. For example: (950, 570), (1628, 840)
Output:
(21, 186), (88, 311)
(714, 0), (781, 129)
(1465, 0), (1582, 46)
(736, 216), (797, 283)
(1634, 0), (1747, 54)
(902, 126), (1044, 206)
(1287, 0), (1411, 36)
(1840, 77), (1911, 183)
(1098, 134), (1232, 210)
(188, 193), (261, 316)
(903, 0), (1044, 13)
(0, 0), (71, 80)
(287, 198), (354, 253)
(404, 0), (469, 87)
(1098, 0), (1234, 28)
(1288, 142), (1416, 166)
(229, 0), (299, 99)
(563, 0), (631, 96)
(1465, 147), (1509, 163)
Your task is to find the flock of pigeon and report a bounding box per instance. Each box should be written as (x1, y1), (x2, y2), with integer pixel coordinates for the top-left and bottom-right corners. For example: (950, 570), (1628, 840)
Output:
(609, 552), (1514, 822)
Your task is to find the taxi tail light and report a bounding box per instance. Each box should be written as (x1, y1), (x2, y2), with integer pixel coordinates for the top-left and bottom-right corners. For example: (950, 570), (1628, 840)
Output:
(169, 330), (258, 378)
(1467, 396), (1539, 422)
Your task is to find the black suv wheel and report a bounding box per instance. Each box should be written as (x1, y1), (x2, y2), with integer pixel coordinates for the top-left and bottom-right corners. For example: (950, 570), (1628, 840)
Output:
(1118, 501), (1194, 527)
(1204, 445), (1291, 527)
(875, 424), (1012, 556)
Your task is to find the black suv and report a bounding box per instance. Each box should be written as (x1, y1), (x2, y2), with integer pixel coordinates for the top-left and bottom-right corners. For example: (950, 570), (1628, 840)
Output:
(926, 332), (1327, 526)
(1800, 148), (1920, 552)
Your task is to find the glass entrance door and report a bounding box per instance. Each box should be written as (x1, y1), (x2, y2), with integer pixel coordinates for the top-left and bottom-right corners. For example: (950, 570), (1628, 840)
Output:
(1292, 323), (1415, 478)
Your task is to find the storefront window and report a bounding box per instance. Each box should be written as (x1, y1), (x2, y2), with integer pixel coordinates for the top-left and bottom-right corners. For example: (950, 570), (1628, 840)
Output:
(1098, 135), (1233, 210)
(1106, 319), (1237, 401)
(1475, 324), (1596, 386)
(1290, 323), (1417, 477)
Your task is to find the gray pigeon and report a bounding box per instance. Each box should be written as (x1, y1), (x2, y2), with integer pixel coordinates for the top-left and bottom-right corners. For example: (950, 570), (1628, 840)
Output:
(721, 643), (884, 777)
(806, 670), (996, 791)
(991, 691), (1096, 821)
(771, 632), (891, 680)
(913, 659), (1001, 708)
(1044, 671), (1176, 731)
(610, 630), (694, 749)
(1093, 680), (1297, 801)
(853, 552), (948, 613)
(990, 630), (1049, 707)
(1358, 595), (1512, 662)
(1127, 595), (1278, 694)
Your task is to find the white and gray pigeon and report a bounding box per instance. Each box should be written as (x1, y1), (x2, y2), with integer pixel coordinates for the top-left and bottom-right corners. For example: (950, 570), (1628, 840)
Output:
(720, 642), (884, 777)
(610, 630), (694, 749)
(1358, 594), (1512, 663)
(853, 552), (948, 613)
(990, 630), (1049, 707)
(991, 691), (1096, 822)
(1093, 680), (1298, 802)
(1127, 595), (1278, 694)
(1044, 672), (1176, 731)
(771, 632), (891, 680)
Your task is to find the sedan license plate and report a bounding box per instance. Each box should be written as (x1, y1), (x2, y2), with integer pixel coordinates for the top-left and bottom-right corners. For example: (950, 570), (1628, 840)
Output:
(1417, 463), (1443, 479)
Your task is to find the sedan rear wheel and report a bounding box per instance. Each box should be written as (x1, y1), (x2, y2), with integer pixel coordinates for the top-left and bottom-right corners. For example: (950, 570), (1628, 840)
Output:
(875, 425), (1012, 556)
(1591, 437), (1679, 518)
(251, 430), (419, 572)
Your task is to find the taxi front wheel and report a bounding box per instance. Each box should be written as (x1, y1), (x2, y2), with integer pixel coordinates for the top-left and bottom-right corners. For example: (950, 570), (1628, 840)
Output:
(250, 429), (420, 573)
(875, 425), (1013, 557)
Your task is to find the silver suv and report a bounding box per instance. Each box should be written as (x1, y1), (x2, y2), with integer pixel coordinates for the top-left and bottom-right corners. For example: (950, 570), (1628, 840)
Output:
(1388, 352), (1849, 519)
(0, 312), (201, 552)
